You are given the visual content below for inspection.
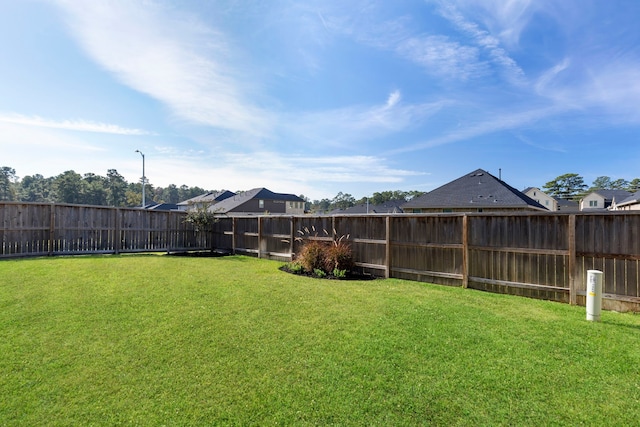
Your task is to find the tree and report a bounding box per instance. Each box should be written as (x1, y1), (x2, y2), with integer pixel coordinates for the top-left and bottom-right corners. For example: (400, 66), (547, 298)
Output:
(543, 173), (587, 200)
(590, 176), (612, 190)
(54, 170), (85, 204)
(19, 174), (53, 202)
(106, 169), (128, 206)
(627, 178), (640, 193)
(611, 178), (630, 190)
(82, 173), (108, 205)
(330, 192), (356, 210)
(0, 166), (18, 201)
(310, 198), (331, 213)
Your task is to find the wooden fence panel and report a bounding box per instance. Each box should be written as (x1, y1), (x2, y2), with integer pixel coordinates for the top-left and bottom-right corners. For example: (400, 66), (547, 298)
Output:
(260, 216), (293, 260)
(388, 215), (464, 285)
(466, 214), (571, 302)
(574, 214), (640, 308)
(0, 203), (51, 257)
(2, 203), (640, 311)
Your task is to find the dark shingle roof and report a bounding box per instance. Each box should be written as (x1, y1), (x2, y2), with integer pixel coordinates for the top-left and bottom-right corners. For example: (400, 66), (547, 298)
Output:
(177, 190), (236, 206)
(616, 190), (640, 207)
(209, 187), (304, 213)
(403, 169), (548, 211)
(590, 189), (632, 202)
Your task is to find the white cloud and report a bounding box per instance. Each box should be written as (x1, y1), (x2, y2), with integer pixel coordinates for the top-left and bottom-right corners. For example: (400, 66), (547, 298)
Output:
(284, 92), (450, 147)
(0, 113), (152, 135)
(396, 35), (488, 81)
(436, 1), (526, 84)
(55, 1), (270, 137)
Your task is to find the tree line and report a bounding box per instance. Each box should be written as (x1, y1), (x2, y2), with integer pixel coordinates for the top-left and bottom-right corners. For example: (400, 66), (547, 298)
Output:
(542, 173), (640, 200)
(0, 167), (208, 207)
(0, 166), (425, 211)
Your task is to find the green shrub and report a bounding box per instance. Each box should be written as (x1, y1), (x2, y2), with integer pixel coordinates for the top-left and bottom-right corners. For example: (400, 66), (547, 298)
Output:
(284, 261), (303, 273)
(313, 268), (327, 278)
(332, 268), (347, 278)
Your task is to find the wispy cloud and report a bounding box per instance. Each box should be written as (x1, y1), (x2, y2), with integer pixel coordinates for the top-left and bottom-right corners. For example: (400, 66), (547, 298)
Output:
(386, 104), (563, 154)
(55, 1), (270, 137)
(283, 91), (451, 147)
(435, 1), (526, 84)
(396, 35), (489, 81)
(0, 113), (152, 135)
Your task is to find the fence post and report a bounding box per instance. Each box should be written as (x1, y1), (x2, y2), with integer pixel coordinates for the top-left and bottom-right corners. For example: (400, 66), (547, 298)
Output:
(232, 217), (237, 255)
(49, 203), (55, 256)
(114, 208), (121, 255)
(290, 216), (296, 260)
(568, 214), (577, 305)
(257, 216), (263, 259)
(385, 215), (391, 278)
(462, 214), (469, 288)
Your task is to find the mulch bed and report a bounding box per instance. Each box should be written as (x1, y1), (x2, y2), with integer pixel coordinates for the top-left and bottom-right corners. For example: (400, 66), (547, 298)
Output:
(278, 265), (377, 280)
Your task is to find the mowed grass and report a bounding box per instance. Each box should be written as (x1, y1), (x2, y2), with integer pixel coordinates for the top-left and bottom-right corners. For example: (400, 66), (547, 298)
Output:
(1, 255), (640, 426)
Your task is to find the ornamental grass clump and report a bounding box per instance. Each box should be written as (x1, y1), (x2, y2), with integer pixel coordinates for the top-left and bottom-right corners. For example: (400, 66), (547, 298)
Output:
(287, 226), (354, 278)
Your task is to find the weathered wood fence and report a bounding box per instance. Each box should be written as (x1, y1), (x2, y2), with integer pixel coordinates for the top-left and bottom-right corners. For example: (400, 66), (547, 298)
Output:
(2, 203), (640, 311)
(0, 203), (211, 256)
(211, 213), (640, 312)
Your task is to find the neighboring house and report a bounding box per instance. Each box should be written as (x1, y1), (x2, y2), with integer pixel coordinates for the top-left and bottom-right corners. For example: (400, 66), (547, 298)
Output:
(206, 188), (306, 215)
(402, 169), (549, 213)
(579, 189), (632, 211)
(330, 200), (405, 215)
(146, 202), (179, 211)
(177, 190), (236, 211)
(554, 197), (580, 212)
(610, 190), (640, 211)
(523, 187), (558, 211)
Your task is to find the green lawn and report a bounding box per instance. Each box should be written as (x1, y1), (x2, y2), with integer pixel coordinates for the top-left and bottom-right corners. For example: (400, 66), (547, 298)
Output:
(1, 255), (639, 426)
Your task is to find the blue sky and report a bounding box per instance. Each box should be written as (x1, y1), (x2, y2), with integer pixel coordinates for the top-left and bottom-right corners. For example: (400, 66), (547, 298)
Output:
(1, 0), (639, 200)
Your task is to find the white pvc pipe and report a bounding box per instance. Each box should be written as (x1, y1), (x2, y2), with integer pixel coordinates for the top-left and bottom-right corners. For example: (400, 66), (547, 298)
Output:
(586, 270), (603, 321)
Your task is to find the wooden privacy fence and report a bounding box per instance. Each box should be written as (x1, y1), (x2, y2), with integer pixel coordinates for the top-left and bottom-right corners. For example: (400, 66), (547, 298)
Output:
(0, 202), (211, 257)
(2, 202), (640, 312)
(211, 212), (640, 312)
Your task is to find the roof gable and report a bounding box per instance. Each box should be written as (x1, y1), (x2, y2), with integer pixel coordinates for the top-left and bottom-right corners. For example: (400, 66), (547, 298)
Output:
(403, 169), (547, 210)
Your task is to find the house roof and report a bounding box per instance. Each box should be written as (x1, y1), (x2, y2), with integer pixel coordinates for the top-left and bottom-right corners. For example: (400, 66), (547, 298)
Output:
(402, 169), (548, 211)
(177, 190), (236, 206)
(146, 202), (179, 211)
(587, 189), (632, 202)
(209, 187), (304, 213)
(616, 190), (640, 207)
(330, 200), (405, 215)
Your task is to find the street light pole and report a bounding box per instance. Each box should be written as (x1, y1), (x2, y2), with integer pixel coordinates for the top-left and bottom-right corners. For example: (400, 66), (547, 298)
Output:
(135, 150), (146, 208)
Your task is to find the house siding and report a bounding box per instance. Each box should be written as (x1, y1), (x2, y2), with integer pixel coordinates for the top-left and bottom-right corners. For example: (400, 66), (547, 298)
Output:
(524, 188), (558, 211)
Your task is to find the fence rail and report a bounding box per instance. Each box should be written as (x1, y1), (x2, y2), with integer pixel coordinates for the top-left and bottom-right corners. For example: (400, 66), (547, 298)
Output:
(2, 203), (640, 312)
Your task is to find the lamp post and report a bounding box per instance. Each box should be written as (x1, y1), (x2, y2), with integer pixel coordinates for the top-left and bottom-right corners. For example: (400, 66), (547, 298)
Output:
(135, 150), (146, 208)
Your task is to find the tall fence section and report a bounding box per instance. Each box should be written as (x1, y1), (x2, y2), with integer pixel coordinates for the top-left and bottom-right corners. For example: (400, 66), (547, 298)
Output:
(2, 202), (639, 312)
(0, 203), (211, 257)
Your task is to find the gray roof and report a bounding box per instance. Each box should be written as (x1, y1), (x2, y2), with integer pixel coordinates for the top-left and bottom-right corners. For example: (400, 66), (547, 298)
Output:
(209, 187), (304, 213)
(403, 169), (548, 211)
(616, 190), (640, 207)
(589, 189), (632, 202)
(177, 190), (236, 206)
